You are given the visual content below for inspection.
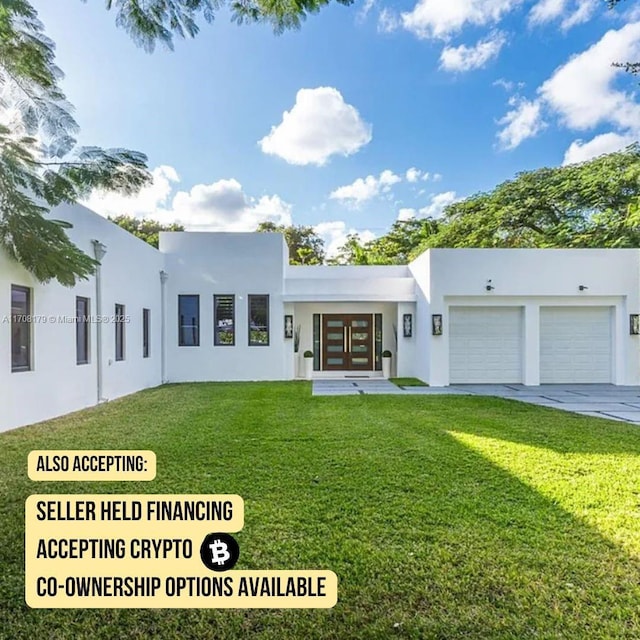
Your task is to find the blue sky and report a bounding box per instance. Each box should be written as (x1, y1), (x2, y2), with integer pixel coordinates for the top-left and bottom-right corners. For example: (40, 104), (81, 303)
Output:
(31, 0), (640, 254)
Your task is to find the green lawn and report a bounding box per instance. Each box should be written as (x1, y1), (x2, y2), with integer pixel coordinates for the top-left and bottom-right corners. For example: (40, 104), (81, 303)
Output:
(2, 382), (640, 639)
(390, 377), (428, 387)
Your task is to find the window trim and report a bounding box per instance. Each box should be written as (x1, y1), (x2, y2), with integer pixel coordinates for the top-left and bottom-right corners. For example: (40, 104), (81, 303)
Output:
(76, 296), (90, 365)
(115, 303), (126, 361)
(248, 294), (270, 347)
(142, 308), (150, 358)
(11, 284), (32, 373)
(178, 294), (200, 347)
(214, 294), (235, 347)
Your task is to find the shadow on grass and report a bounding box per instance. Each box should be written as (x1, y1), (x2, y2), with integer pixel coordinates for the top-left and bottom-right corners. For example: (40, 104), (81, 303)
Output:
(0, 384), (639, 638)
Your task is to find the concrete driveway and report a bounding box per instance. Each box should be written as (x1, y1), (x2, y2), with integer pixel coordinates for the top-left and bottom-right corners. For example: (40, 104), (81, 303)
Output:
(312, 380), (640, 424)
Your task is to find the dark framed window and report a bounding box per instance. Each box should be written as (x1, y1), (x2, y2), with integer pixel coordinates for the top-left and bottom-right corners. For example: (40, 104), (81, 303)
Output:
(11, 285), (31, 372)
(143, 308), (150, 358)
(76, 297), (90, 365)
(248, 295), (269, 346)
(115, 303), (125, 361)
(313, 314), (321, 371)
(178, 295), (199, 346)
(374, 313), (382, 371)
(214, 295), (235, 346)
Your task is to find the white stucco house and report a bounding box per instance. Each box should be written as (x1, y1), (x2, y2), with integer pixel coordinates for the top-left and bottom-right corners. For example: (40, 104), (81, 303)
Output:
(2, 203), (639, 432)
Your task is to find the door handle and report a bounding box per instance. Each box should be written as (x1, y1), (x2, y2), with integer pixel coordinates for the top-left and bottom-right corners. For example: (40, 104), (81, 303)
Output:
(344, 326), (347, 352)
(348, 327), (352, 353)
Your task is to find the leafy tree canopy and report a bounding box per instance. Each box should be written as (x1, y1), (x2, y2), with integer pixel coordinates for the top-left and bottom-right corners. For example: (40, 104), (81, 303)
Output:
(98, 0), (353, 50)
(417, 146), (640, 255)
(109, 215), (184, 248)
(2, 0), (350, 286)
(332, 147), (640, 265)
(256, 222), (325, 264)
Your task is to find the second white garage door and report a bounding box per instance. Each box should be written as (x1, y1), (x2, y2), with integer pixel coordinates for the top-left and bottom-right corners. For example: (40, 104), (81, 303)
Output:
(540, 307), (612, 383)
(449, 307), (523, 384)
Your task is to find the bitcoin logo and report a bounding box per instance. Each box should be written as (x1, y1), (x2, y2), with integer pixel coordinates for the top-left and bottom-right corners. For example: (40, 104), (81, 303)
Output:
(209, 539), (231, 565)
(200, 533), (240, 572)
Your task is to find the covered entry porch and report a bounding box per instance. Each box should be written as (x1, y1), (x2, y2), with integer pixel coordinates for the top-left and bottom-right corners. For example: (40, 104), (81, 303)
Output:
(283, 264), (417, 379)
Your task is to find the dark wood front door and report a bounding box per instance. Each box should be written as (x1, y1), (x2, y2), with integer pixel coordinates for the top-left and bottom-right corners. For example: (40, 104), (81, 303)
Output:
(322, 314), (373, 371)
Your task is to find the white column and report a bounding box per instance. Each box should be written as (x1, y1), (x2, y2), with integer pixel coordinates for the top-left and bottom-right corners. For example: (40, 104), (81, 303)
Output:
(523, 304), (540, 386)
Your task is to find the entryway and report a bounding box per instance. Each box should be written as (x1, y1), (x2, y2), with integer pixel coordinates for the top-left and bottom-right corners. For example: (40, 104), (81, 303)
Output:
(322, 314), (373, 371)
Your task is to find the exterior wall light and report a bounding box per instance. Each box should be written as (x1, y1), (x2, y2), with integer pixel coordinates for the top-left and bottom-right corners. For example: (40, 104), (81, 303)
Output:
(403, 314), (413, 338)
(631, 314), (640, 336)
(284, 315), (294, 339)
(432, 314), (443, 336)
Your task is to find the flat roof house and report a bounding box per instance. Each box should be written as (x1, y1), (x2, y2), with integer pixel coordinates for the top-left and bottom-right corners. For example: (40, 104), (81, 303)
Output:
(2, 203), (639, 432)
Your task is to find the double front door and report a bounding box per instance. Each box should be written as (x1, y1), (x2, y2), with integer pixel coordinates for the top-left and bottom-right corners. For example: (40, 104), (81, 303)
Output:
(322, 314), (373, 371)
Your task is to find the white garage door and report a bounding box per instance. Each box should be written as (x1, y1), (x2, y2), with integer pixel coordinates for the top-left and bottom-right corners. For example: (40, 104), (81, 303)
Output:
(449, 307), (523, 384)
(540, 307), (612, 383)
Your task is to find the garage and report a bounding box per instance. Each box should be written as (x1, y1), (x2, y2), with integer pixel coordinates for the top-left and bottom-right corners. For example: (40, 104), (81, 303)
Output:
(449, 307), (524, 384)
(540, 307), (612, 383)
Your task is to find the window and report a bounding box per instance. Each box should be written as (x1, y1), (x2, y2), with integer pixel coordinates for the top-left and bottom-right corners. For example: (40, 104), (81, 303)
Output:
(143, 308), (150, 358)
(178, 295), (199, 346)
(76, 297), (90, 365)
(115, 303), (125, 361)
(248, 295), (269, 346)
(11, 285), (31, 372)
(214, 295), (235, 346)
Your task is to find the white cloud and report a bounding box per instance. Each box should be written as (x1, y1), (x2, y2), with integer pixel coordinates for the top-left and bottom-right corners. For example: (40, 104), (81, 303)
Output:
(82, 165), (179, 218)
(405, 167), (422, 182)
(401, 0), (522, 40)
(497, 22), (640, 151)
(497, 97), (546, 149)
(396, 192), (457, 220)
(378, 8), (400, 32)
(540, 22), (640, 132)
(329, 170), (402, 206)
(432, 173), (443, 182)
(563, 132), (636, 165)
(529, 0), (597, 30)
(314, 221), (377, 257)
(440, 31), (506, 71)
(83, 167), (291, 232)
(561, 0), (597, 30)
(258, 87), (372, 166)
(358, 0), (376, 21)
(419, 191), (458, 217)
(397, 208), (417, 221)
(170, 179), (292, 231)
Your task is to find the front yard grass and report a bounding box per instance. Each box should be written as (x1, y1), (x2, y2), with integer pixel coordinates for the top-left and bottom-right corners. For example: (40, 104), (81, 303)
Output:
(2, 382), (640, 639)
(390, 377), (428, 387)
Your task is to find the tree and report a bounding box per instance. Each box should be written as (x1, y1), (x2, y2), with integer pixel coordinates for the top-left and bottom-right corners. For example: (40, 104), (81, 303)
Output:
(1, 0), (352, 286)
(328, 233), (371, 265)
(414, 146), (640, 254)
(110, 215), (184, 248)
(97, 0), (354, 49)
(329, 219), (439, 265)
(256, 222), (325, 264)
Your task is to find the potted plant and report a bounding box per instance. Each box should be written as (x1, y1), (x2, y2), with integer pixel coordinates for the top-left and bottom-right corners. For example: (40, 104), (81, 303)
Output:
(303, 350), (314, 380)
(382, 350), (392, 379)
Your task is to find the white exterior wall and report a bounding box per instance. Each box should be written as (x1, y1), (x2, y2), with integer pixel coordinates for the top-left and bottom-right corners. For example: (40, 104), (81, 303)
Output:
(408, 251), (431, 383)
(4, 215), (640, 434)
(417, 249), (640, 387)
(0, 203), (163, 432)
(160, 232), (288, 382)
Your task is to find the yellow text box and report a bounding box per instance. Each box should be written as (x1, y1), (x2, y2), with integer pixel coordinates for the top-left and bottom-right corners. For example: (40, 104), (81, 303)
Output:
(28, 451), (156, 481)
(25, 569), (337, 608)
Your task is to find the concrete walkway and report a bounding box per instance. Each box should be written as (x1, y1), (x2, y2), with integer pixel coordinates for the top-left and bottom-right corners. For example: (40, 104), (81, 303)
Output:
(312, 380), (640, 425)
